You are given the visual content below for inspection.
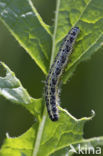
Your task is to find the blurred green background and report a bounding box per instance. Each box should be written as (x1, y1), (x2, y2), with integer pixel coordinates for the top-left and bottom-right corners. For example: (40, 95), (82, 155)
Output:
(0, 0), (103, 146)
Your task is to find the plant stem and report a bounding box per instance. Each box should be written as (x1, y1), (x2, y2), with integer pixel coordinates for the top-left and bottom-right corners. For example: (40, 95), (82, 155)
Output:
(50, 0), (60, 67)
(33, 106), (47, 156)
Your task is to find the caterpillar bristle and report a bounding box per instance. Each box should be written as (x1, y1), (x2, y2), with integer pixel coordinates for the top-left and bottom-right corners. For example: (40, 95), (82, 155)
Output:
(45, 27), (80, 121)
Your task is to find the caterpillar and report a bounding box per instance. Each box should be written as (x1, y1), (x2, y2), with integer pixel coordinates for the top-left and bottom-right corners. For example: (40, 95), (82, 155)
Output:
(45, 27), (80, 121)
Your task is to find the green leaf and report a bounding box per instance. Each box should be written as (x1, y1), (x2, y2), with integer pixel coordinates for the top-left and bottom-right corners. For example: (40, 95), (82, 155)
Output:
(0, 63), (103, 156)
(0, 0), (52, 75)
(0, 64), (102, 155)
(0, 62), (43, 155)
(0, 0), (103, 82)
(0, 104), (103, 156)
(52, 0), (103, 83)
(0, 0), (103, 156)
(0, 62), (42, 118)
(51, 137), (103, 156)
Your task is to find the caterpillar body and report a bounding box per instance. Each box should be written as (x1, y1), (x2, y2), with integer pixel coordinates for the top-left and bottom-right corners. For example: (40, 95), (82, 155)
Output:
(45, 27), (80, 121)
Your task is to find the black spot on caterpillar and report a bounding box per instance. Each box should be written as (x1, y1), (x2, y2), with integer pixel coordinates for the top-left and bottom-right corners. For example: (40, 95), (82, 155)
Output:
(45, 27), (80, 121)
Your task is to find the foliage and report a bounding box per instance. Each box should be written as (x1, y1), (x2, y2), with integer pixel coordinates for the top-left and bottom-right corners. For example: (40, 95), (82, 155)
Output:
(0, 0), (103, 155)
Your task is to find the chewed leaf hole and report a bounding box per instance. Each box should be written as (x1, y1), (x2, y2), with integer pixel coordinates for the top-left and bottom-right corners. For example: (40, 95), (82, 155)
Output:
(0, 63), (6, 77)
